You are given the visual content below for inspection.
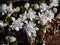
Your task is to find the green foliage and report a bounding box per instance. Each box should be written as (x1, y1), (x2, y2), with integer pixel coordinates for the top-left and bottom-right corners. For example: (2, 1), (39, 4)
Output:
(21, 8), (26, 13)
(5, 16), (12, 25)
(10, 41), (17, 45)
(39, 0), (46, 4)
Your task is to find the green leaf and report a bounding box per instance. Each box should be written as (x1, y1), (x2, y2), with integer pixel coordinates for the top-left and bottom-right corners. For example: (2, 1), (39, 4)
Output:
(22, 8), (26, 13)
(5, 16), (12, 25)
(39, 0), (46, 4)
(10, 41), (17, 45)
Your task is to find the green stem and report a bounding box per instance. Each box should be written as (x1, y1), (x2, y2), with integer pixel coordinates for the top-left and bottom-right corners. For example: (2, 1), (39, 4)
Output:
(7, 36), (10, 45)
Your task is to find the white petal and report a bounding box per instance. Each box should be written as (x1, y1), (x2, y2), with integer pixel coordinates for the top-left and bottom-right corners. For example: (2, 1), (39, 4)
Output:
(11, 17), (15, 21)
(27, 32), (32, 37)
(15, 27), (19, 31)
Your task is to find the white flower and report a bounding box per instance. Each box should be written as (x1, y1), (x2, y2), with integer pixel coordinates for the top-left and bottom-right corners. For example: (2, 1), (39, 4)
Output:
(7, 3), (13, 14)
(24, 21), (39, 37)
(19, 11), (27, 22)
(1, 4), (7, 15)
(12, 18), (23, 31)
(38, 9), (54, 25)
(53, 8), (57, 13)
(45, 10), (54, 22)
(34, 4), (39, 9)
(24, 3), (30, 9)
(2, 4), (7, 12)
(1, 3), (13, 15)
(40, 3), (49, 12)
(9, 36), (16, 42)
(49, 0), (59, 7)
(13, 7), (20, 12)
(38, 12), (48, 25)
(27, 8), (37, 21)
(1, 3), (20, 16)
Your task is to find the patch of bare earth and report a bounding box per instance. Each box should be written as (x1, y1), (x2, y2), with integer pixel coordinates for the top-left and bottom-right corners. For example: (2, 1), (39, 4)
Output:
(45, 14), (60, 45)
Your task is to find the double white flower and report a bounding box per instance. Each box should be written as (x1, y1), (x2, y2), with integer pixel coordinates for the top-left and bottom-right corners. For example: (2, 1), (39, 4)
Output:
(24, 21), (39, 37)
(38, 9), (54, 25)
(26, 8), (37, 21)
(10, 18), (23, 31)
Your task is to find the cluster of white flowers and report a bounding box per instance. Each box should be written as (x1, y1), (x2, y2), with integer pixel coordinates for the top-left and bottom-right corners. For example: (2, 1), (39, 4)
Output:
(10, 8), (39, 37)
(1, 3), (20, 16)
(0, 0), (59, 44)
(36, 0), (59, 25)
